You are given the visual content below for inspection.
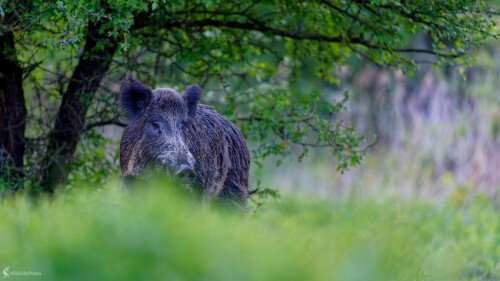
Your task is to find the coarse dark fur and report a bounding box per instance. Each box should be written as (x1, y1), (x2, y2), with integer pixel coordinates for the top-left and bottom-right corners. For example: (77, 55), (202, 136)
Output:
(119, 76), (251, 206)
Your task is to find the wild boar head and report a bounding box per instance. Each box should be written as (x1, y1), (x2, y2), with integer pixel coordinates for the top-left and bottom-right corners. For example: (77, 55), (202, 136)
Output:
(120, 76), (201, 184)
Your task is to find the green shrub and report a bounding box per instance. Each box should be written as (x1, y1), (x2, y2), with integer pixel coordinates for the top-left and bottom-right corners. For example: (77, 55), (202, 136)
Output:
(0, 182), (497, 281)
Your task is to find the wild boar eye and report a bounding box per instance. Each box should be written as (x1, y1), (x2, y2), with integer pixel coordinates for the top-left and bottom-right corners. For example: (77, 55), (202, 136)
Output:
(152, 122), (161, 132)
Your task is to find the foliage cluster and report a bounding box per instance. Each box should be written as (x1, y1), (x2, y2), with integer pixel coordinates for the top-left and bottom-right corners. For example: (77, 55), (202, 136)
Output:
(0, 0), (497, 191)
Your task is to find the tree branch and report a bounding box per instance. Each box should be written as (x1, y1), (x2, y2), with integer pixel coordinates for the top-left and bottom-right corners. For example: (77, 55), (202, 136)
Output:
(136, 15), (465, 59)
(83, 120), (127, 132)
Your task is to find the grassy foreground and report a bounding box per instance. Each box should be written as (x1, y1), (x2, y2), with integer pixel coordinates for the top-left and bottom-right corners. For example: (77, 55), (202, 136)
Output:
(0, 182), (498, 281)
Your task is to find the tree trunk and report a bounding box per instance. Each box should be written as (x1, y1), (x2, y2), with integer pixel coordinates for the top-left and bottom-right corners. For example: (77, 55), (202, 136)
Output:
(0, 30), (26, 189)
(39, 21), (118, 192)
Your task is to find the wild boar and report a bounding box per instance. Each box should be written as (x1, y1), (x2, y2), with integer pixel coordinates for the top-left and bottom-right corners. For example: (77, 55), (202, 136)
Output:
(119, 76), (251, 206)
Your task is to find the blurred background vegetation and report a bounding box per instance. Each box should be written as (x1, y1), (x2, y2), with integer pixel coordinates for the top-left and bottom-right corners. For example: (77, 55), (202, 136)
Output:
(1, 1), (499, 280)
(1, 0), (498, 193)
(0, 183), (498, 280)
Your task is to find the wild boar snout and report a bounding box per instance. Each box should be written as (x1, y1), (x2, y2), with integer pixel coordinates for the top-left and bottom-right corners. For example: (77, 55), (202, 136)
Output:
(175, 165), (197, 183)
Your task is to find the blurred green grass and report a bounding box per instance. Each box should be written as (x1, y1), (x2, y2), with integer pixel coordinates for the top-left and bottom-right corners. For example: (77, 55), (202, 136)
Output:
(0, 182), (498, 281)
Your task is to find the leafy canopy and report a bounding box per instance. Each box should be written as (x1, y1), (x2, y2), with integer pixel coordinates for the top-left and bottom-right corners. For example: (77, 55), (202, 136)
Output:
(2, 0), (497, 173)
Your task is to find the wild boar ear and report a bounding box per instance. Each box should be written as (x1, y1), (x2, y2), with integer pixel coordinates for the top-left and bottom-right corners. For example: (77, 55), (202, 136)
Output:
(183, 84), (202, 121)
(120, 75), (152, 120)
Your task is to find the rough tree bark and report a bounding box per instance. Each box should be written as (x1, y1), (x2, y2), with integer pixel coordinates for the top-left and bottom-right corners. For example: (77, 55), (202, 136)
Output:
(0, 30), (26, 188)
(39, 21), (118, 192)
